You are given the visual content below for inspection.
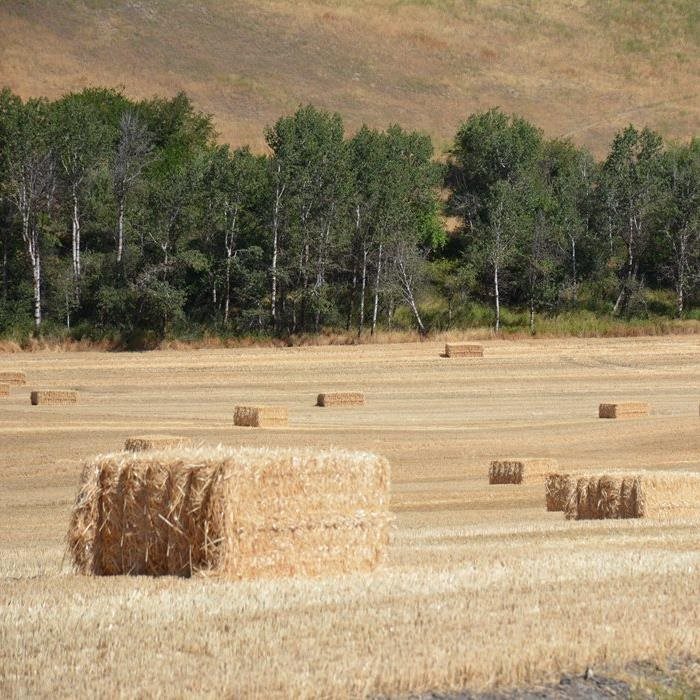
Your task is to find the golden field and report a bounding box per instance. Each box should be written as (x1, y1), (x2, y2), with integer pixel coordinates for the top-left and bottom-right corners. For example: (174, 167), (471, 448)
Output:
(1, 1), (698, 155)
(1, 336), (699, 697)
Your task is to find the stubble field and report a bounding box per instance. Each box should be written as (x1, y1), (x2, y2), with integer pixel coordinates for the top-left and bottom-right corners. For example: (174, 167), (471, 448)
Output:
(1, 336), (699, 697)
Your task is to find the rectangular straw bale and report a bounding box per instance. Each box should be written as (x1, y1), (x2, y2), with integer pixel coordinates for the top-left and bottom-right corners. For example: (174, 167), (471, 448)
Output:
(234, 405), (288, 427)
(489, 458), (558, 485)
(67, 446), (392, 579)
(124, 435), (194, 452)
(598, 402), (650, 419)
(316, 392), (365, 407)
(30, 390), (78, 405)
(0, 371), (26, 385)
(564, 471), (700, 520)
(545, 472), (581, 511)
(0, 384), (9, 397)
(445, 343), (483, 358)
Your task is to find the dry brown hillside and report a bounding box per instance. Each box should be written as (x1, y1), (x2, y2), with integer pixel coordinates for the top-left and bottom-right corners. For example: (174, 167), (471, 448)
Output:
(1, 0), (698, 155)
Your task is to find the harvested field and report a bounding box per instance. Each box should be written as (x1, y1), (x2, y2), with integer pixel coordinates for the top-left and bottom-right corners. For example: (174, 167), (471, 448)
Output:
(489, 458), (558, 485)
(1, 336), (699, 697)
(0, 370), (26, 385)
(233, 404), (288, 428)
(599, 402), (650, 419)
(445, 343), (484, 358)
(565, 471), (700, 521)
(30, 390), (78, 405)
(69, 446), (390, 579)
(124, 435), (194, 452)
(316, 391), (365, 407)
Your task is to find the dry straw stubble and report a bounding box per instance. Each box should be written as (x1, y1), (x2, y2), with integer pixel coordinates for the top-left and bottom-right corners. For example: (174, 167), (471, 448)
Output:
(0, 370), (26, 385)
(124, 435), (194, 452)
(30, 390), (78, 405)
(67, 446), (392, 580)
(598, 402), (650, 419)
(564, 471), (700, 520)
(234, 405), (288, 427)
(444, 343), (483, 358)
(317, 392), (365, 407)
(489, 458), (559, 485)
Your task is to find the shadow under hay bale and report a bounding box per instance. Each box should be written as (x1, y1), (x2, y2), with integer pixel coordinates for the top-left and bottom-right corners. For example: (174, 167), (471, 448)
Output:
(544, 472), (580, 511)
(124, 435), (194, 452)
(489, 458), (558, 485)
(0, 371), (26, 385)
(564, 471), (700, 520)
(234, 405), (288, 427)
(67, 446), (392, 579)
(444, 343), (483, 358)
(598, 402), (650, 419)
(30, 390), (78, 405)
(316, 392), (365, 407)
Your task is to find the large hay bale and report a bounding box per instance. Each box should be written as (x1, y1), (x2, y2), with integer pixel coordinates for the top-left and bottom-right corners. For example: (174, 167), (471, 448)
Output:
(564, 471), (700, 520)
(124, 435), (194, 452)
(67, 446), (392, 579)
(30, 390), (78, 405)
(489, 458), (558, 485)
(234, 405), (287, 427)
(0, 383), (9, 397)
(0, 371), (26, 385)
(444, 343), (483, 358)
(317, 392), (365, 407)
(545, 472), (580, 511)
(598, 402), (650, 419)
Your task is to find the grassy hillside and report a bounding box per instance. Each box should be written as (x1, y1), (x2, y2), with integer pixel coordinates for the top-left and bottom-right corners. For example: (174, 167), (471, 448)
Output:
(0, 0), (698, 154)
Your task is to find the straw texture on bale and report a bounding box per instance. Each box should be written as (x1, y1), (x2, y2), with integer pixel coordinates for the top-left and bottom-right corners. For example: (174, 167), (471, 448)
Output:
(544, 472), (580, 511)
(598, 402), (650, 419)
(234, 405), (288, 427)
(0, 384), (9, 397)
(30, 390), (78, 405)
(124, 435), (194, 452)
(316, 392), (365, 407)
(489, 458), (559, 485)
(444, 343), (483, 358)
(564, 471), (700, 520)
(0, 370), (26, 385)
(67, 446), (392, 579)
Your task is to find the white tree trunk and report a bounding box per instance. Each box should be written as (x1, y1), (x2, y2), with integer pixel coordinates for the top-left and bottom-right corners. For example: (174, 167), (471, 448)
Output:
(494, 261), (500, 332)
(371, 242), (383, 336)
(116, 199), (125, 264)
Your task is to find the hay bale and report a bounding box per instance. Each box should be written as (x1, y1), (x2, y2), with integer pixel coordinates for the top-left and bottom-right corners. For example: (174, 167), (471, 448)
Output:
(544, 472), (580, 511)
(598, 402), (650, 419)
(316, 392), (365, 407)
(234, 405), (287, 427)
(564, 471), (700, 520)
(0, 371), (26, 385)
(67, 446), (392, 579)
(444, 343), (483, 358)
(489, 458), (558, 485)
(30, 390), (78, 405)
(0, 383), (9, 397)
(124, 435), (194, 452)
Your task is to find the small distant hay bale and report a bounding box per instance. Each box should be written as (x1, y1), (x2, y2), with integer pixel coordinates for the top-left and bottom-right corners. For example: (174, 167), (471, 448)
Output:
(124, 435), (194, 452)
(444, 343), (483, 358)
(564, 471), (700, 520)
(30, 390), (78, 405)
(0, 371), (26, 385)
(598, 402), (650, 419)
(234, 405), (288, 427)
(317, 392), (365, 407)
(0, 384), (9, 397)
(545, 472), (580, 511)
(489, 458), (558, 485)
(67, 446), (392, 579)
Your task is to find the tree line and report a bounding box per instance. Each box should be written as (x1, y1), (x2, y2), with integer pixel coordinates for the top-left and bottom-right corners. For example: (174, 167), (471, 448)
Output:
(0, 87), (697, 343)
